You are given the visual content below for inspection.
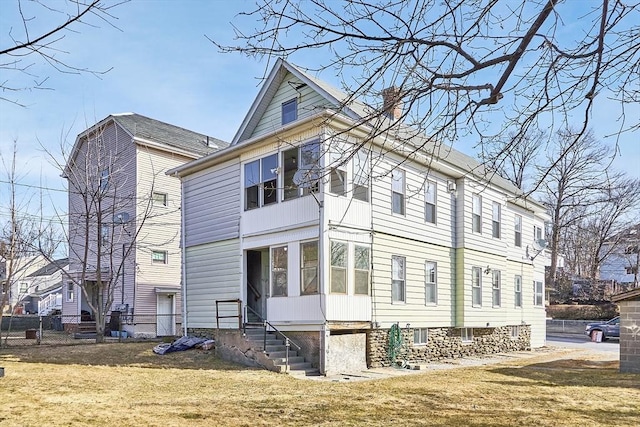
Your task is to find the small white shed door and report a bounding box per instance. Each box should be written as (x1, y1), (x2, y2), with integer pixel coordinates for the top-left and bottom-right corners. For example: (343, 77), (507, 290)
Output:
(156, 294), (175, 336)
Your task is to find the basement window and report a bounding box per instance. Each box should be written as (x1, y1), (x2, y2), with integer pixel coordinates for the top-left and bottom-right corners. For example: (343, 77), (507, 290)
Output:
(413, 328), (428, 346)
(510, 325), (520, 339)
(461, 328), (473, 344)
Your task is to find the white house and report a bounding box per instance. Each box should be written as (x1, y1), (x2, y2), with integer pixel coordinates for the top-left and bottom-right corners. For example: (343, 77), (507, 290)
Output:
(599, 224), (640, 293)
(22, 258), (69, 315)
(169, 59), (550, 375)
(64, 113), (227, 338)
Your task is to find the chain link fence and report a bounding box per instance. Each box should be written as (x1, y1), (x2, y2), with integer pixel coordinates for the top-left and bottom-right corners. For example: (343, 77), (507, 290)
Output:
(0, 313), (182, 347)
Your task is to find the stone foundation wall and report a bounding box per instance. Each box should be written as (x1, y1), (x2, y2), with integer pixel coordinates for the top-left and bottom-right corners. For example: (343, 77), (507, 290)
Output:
(283, 331), (321, 369)
(367, 325), (531, 368)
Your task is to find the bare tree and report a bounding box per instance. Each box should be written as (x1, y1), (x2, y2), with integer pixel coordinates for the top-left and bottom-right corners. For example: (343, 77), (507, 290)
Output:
(541, 128), (626, 292)
(0, 141), (59, 346)
(218, 0), (639, 180)
(0, 0), (126, 106)
(42, 122), (177, 343)
(481, 129), (546, 192)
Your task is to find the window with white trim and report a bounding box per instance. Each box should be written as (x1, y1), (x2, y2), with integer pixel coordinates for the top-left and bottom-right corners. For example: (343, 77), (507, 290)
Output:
(515, 214), (522, 247)
(19, 282), (28, 293)
(330, 241), (347, 294)
(271, 246), (288, 297)
(472, 267), (482, 307)
(391, 169), (405, 215)
(329, 144), (347, 196)
(425, 261), (437, 304)
(514, 275), (522, 308)
(353, 149), (369, 202)
(510, 325), (520, 339)
(282, 141), (321, 200)
(414, 328), (428, 346)
(534, 281), (544, 306)
(101, 224), (109, 247)
(492, 270), (501, 307)
(65, 282), (74, 302)
(354, 245), (370, 295)
(244, 154), (278, 210)
(152, 250), (168, 264)
(282, 98), (297, 125)
(153, 192), (168, 207)
(534, 225), (543, 241)
(392, 255), (406, 303)
(425, 181), (436, 224)
(99, 168), (109, 191)
(461, 328), (473, 343)
(300, 241), (318, 295)
(472, 194), (482, 233)
(492, 202), (501, 238)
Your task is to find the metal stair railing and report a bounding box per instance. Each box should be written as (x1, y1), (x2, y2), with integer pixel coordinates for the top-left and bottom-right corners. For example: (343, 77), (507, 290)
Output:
(243, 305), (302, 373)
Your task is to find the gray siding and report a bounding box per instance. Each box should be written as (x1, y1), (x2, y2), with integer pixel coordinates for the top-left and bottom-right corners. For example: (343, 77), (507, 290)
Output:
(183, 158), (241, 247)
(184, 239), (242, 329)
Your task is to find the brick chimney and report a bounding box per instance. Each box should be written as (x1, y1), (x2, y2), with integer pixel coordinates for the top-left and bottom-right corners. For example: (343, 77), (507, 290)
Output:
(382, 86), (403, 121)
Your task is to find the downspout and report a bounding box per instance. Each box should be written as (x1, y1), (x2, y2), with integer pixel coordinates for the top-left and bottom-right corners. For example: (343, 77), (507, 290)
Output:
(180, 178), (188, 337)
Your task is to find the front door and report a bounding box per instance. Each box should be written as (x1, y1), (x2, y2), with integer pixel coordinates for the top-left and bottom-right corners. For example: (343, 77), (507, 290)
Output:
(246, 249), (269, 322)
(156, 294), (175, 336)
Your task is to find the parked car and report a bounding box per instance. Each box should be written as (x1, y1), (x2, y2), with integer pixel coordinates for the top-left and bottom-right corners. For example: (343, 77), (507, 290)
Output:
(584, 317), (620, 340)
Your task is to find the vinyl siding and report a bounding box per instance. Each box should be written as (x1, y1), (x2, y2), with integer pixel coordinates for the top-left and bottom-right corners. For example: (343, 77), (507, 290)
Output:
(183, 158), (241, 247)
(184, 239), (242, 329)
(251, 72), (329, 139)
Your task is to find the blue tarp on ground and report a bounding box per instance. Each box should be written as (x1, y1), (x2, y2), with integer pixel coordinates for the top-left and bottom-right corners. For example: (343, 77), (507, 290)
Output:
(153, 336), (214, 355)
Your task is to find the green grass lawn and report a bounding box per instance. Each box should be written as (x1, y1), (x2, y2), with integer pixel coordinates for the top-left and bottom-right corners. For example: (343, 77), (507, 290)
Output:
(0, 343), (638, 426)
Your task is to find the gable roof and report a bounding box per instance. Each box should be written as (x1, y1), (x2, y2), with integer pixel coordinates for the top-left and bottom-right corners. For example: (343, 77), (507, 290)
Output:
(65, 113), (228, 175)
(27, 258), (69, 278)
(111, 113), (228, 157)
(180, 59), (546, 214)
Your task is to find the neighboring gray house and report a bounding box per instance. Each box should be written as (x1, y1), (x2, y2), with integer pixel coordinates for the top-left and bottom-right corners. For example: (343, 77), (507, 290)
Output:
(22, 258), (69, 315)
(599, 224), (640, 294)
(64, 113), (227, 337)
(169, 59), (550, 375)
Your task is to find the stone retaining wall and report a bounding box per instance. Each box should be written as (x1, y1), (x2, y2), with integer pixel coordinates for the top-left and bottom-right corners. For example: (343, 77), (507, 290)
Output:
(367, 325), (531, 368)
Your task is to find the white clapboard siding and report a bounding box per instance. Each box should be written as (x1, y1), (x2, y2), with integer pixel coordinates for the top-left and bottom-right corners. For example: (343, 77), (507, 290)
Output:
(183, 158), (241, 247)
(184, 239), (242, 329)
(370, 233), (456, 329)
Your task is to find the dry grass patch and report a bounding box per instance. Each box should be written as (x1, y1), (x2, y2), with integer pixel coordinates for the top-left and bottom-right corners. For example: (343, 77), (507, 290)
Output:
(0, 343), (638, 426)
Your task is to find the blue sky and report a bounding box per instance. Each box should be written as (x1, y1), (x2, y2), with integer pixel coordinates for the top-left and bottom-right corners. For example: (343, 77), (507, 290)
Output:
(1, 0), (638, 223)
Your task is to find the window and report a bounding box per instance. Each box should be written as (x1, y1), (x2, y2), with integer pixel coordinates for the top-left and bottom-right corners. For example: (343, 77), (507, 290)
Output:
(353, 149), (369, 202)
(300, 241), (318, 295)
(514, 214), (522, 247)
(626, 266), (638, 275)
(101, 224), (110, 246)
(271, 246), (288, 297)
(534, 225), (543, 241)
(514, 275), (522, 308)
(492, 202), (501, 238)
(283, 141), (321, 200)
(425, 181), (436, 224)
(425, 261), (437, 304)
(354, 245), (370, 295)
(65, 282), (74, 302)
(329, 146), (347, 197)
(472, 194), (482, 233)
(624, 245), (639, 254)
(510, 325), (520, 339)
(244, 154), (278, 210)
(392, 256), (406, 302)
(152, 250), (168, 264)
(19, 282), (28, 293)
(472, 267), (482, 307)
(492, 270), (501, 307)
(392, 169), (405, 215)
(534, 281), (543, 306)
(330, 241), (347, 293)
(461, 328), (473, 343)
(282, 98), (297, 125)
(414, 328), (428, 345)
(152, 192), (168, 207)
(99, 168), (109, 191)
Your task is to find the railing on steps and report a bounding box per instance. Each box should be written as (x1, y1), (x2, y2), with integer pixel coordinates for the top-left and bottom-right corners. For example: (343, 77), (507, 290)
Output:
(242, 305), (302, 373)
